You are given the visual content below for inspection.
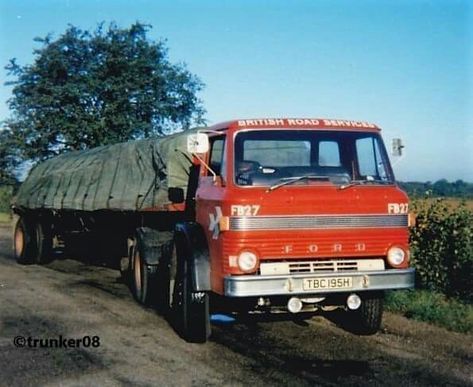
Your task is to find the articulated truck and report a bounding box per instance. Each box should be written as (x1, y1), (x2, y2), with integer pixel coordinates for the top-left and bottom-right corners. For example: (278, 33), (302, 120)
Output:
(12, 118), (415, 343)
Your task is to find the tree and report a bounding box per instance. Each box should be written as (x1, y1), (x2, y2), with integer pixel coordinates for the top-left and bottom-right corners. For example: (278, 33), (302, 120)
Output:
(0, 128), (20, 185)
(433, 179), (450, 197)
(4, 22), (205, 164)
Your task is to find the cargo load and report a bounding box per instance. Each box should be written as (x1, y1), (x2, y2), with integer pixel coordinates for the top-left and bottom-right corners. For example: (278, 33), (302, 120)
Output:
(14, 130), (196, 211)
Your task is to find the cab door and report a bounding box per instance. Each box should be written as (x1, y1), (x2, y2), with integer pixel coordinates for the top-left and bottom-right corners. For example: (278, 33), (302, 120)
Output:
(195, 135), (228, 294)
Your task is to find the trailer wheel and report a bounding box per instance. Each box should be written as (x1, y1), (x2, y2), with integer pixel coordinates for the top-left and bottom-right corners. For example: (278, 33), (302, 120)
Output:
(349, 293), (384, 335)
(172, 240), (210, 343)
(14, 216), (36, 264)
(131, 238), (159, 306)
(33, 220), (53, 264)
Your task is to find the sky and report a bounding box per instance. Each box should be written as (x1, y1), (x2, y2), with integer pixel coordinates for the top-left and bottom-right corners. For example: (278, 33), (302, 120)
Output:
(0, 0), (472, 182)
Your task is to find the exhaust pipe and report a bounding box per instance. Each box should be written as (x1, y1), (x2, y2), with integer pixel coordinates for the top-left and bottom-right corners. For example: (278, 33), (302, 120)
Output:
(287, 297), (303, 313)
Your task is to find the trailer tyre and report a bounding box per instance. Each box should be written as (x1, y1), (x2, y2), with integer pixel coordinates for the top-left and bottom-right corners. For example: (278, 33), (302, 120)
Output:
(172, 241), (210, 343)
(14, 216), (36, 264)
(34, 220), (53, 264)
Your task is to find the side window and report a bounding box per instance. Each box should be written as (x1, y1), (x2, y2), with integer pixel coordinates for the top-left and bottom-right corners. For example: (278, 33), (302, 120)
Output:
(374, 140), (388, 180)
(356, 137), (383, 178)
(318, 141), (341, 167)
(209, 137), (225, 177)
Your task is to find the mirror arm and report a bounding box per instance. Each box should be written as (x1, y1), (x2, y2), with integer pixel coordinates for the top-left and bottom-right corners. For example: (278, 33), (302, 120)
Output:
(193, 153), (217, 182)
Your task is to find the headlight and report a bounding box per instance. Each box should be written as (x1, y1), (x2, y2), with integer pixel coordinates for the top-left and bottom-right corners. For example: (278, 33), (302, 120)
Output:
(237, 251), (258, 272)
(387, 246), (406, 266)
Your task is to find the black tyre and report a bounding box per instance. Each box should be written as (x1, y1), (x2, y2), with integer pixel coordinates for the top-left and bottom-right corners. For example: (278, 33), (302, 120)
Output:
(350, 293), (384, 335)
(14, 216), (36, 264)
(155, 239), (173, 314)
(131, 237), (159, 306)
(33, 220), (53, 264)
(172, 239), (210, 343)
(119, 239), (133, 282)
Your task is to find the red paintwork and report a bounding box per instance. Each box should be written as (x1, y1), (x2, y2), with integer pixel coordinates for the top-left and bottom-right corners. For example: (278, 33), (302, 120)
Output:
(207, 118), (380, 132)
(194, 119), (409, 295)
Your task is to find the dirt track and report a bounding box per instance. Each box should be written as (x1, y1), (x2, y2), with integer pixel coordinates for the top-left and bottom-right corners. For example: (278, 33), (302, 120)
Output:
(0, 223), (471, 386)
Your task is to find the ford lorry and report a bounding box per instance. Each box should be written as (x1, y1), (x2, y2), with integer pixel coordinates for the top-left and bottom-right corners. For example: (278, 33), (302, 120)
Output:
(12, 118), (415, 343)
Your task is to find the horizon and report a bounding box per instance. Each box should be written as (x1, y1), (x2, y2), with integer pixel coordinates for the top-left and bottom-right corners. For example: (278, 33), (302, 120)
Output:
(1, 0), (472, 182)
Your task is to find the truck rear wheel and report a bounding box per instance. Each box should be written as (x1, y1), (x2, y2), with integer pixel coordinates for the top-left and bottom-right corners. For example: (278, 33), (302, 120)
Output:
(131, 239), (159, 306)
(14, 216), (36, 264)
(349, 293), (384, 335)
(172, 241), (210, 343)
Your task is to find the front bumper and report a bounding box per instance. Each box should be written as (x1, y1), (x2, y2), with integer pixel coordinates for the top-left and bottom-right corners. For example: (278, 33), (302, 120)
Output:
(224, 268), (415, 297)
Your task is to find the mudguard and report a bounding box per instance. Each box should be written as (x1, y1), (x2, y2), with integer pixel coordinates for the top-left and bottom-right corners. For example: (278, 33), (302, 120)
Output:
(174, 222), (211, 292)
(135, 227), (173, 266)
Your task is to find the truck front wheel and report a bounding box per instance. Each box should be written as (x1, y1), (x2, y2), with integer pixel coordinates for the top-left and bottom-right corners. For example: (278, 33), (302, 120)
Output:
(172, 241), (210, 343)
(349, 293), (384, 335)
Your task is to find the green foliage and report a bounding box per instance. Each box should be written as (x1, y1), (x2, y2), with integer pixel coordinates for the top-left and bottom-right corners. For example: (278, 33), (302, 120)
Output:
(0, 130), (21, 185)
(386, 290), (473, 334)
(410, 198), (473, 302)
(3, 22), (205, 166)
(0, 185), (14, 213)
(399, 179), (473, 199)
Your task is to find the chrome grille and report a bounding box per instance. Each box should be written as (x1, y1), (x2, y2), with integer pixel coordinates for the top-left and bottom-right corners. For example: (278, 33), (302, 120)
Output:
(259, 259), (385, 276)
(288, 260), (358, 273)
(230, 214), (407, 231)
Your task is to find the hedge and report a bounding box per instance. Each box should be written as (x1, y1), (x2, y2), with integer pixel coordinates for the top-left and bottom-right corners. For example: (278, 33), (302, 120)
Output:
(410, 198), (473, 303)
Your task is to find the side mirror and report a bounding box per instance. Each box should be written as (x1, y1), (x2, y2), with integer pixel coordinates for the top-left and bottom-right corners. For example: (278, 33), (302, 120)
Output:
(187, 133), (209, 154)
(391, 138), (404, 157)
(168, 187), (185, 204)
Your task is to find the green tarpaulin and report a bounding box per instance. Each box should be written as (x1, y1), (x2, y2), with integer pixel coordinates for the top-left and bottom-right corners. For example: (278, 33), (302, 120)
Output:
(13, 129), (198, 211)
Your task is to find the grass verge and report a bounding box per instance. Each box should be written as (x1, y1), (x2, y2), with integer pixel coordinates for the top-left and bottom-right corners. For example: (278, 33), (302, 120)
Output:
(385, 290), (473, 334)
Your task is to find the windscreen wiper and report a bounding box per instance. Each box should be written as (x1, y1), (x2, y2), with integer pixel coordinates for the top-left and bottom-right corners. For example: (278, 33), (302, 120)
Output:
(339, 179), (393, 190)
(266, 175), (330, 192)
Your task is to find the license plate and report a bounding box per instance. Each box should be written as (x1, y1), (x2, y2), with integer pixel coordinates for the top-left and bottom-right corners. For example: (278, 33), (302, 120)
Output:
(303, 277), (353, 291)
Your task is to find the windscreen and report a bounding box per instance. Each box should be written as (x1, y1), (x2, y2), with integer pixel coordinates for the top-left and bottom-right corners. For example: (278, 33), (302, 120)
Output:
(234, 130), (394, 187)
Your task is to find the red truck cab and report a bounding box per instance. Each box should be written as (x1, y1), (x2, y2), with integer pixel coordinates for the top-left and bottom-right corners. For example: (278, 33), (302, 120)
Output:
(180, 118), (414, 341)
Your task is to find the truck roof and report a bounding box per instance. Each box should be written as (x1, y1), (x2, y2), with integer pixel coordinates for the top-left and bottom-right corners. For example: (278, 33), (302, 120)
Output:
(208, 118), (380, 132)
